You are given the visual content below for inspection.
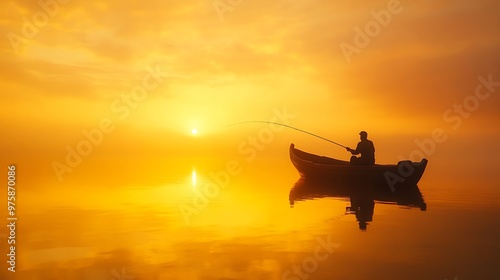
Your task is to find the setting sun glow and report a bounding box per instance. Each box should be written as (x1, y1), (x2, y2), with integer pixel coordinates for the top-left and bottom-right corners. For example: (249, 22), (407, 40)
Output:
(2, 1), (500, 279)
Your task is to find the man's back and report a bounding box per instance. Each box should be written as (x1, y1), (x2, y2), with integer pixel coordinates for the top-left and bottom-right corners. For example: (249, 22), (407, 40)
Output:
(355, 139), (375, 165)
(347, 131), (375, 165)
(356, 139), (375, 159)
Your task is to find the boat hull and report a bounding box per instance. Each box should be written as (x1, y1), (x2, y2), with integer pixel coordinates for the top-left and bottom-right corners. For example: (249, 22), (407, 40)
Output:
(289, 143), (428, 189)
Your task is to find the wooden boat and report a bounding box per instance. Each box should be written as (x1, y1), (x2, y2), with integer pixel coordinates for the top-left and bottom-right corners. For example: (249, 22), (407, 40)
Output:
(289, 143), (428, 189)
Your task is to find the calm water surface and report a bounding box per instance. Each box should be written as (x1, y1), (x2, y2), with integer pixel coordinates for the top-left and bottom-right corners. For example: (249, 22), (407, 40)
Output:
(5, 157), (500, 280)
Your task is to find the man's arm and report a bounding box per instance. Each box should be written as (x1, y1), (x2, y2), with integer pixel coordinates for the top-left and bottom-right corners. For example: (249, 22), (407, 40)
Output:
(348, 143), (361, 155)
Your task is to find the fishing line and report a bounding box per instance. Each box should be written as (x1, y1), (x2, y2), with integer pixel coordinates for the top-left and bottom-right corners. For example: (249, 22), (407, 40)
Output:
(226, 121), (347, 148)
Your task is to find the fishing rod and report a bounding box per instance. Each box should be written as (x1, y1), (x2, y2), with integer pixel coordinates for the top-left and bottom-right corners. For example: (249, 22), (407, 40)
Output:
(226, 121), (347, 149)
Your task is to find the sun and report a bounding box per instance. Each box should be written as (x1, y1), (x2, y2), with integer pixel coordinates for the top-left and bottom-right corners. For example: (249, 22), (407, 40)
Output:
(191, 128), (198, 135)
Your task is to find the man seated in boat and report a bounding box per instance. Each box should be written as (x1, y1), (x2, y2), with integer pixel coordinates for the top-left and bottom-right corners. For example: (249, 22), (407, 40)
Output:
(346, 131), (375, 165)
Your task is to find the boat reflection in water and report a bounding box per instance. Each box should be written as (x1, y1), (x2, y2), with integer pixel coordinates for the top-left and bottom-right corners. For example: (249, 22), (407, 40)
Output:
(289, 178), (427, 230)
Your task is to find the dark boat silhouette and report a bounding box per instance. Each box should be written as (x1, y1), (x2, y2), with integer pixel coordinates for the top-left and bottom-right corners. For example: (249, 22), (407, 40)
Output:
(290, 143), (428, 189)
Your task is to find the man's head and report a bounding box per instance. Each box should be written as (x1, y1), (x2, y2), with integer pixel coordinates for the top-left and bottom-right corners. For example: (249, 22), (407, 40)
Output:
(359, 131), (368, 140)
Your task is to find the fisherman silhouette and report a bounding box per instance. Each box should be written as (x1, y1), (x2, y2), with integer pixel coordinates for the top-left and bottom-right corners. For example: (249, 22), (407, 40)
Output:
(346, 131), (375, 165)
(347, 186), (375, 231)
(354, 197), (374, 231)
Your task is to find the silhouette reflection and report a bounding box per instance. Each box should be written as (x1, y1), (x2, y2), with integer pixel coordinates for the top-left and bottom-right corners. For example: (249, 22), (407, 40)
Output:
(289, 178), (426, 230)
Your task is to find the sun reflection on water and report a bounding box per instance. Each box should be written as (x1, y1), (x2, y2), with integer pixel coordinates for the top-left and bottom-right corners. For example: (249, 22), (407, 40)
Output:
(192, 168), (197, 187)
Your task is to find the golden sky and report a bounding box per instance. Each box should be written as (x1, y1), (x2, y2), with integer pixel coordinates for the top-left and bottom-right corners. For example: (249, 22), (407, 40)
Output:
(1, 0), (499, 185)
